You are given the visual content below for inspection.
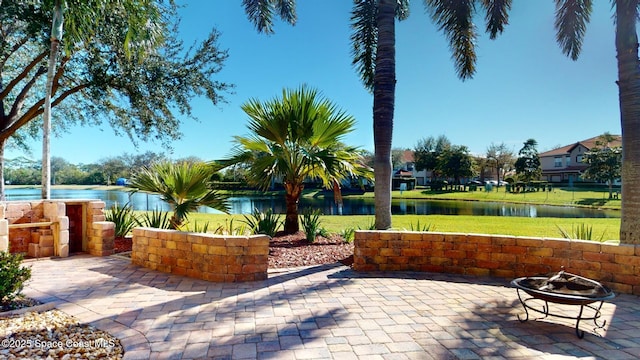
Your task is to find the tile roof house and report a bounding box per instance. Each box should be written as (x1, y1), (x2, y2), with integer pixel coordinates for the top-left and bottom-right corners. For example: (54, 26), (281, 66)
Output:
(395, 150), (433, 186)
(539, 135), (621, 183)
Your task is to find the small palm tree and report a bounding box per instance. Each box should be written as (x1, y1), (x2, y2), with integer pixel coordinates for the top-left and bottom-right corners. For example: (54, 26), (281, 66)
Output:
(128, 161), (228, 229)
(220, 86), (372, 234)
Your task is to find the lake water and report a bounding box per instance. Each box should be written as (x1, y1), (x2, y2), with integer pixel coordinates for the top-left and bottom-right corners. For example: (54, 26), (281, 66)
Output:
(3, 188), (619, 218)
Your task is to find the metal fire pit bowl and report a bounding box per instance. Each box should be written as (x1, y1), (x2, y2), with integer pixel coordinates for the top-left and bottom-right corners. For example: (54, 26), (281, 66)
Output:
(511, 271), (615, 338)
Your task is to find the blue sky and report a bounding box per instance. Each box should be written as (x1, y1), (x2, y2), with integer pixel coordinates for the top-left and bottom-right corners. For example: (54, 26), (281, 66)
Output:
(9, 1), (620, 164)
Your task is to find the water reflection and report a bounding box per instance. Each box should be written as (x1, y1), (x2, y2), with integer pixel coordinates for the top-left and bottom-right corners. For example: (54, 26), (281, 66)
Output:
(3, 189), (619, 218)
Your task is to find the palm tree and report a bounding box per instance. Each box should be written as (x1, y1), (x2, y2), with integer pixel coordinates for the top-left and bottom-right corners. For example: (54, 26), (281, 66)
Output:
(128, 161), (228, 229)
(243, 0), (511, 229)
(219, 86), (372, 234)
(553, 0), (640, 243)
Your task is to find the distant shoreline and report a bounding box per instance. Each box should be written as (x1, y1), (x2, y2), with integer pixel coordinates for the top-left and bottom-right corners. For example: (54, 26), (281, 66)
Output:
(5, 185), (126, 191)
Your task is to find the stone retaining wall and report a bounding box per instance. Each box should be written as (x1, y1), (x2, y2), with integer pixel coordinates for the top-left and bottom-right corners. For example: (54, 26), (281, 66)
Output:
(132, 228), (269, 282)
(85, 201), (114, 256)
(354, 231), (640, 295)
(0, 200), (113, 257)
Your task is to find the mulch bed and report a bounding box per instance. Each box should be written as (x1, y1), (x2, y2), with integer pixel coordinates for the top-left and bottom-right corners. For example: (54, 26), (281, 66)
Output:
(113, 231), (354, 269)
(268, 231), (354, 268)
(114, 236), (133, 254)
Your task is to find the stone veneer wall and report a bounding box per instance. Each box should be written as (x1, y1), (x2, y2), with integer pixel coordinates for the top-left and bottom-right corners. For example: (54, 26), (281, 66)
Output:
(0, 201), (69, 257)
(354, 231), (640, 296)
(131, 228), (269, 282)
(85, 201), (115, 256)
(0, 200), (113, 257)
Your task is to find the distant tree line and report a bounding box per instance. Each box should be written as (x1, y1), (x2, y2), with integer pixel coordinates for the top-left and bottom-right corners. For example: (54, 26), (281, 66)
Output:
(5, 152), (200, 185)
(408, 135), (513, 185)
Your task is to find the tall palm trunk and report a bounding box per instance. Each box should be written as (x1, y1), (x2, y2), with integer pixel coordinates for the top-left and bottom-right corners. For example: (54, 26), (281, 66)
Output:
(283, 182), (302, 233)
(616, 0), (640, 244)
(373, 0), (395, 230)
(169, 213), (183, 230)
(42, 0), (64, 199)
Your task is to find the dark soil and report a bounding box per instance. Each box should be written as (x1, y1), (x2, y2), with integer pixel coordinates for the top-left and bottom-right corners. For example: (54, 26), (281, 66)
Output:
(113, 232), (354, 269)
(0, 297), (42, 312)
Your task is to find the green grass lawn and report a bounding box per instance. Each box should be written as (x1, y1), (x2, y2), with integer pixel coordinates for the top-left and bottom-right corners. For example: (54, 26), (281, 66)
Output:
(350, 187), (621, 210)
(184, 213), (621, 242)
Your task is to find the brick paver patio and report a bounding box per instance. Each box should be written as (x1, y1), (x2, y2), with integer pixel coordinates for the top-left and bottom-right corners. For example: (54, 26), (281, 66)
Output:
(21, 255), (640, 359)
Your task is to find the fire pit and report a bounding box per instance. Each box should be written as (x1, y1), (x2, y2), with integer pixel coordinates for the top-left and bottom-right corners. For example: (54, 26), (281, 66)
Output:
(511, 269), (615, 338)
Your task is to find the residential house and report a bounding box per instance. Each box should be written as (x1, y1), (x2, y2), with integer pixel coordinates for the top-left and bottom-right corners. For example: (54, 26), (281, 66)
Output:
(539, 135), (621, 183)
(396, 150), (432, 186)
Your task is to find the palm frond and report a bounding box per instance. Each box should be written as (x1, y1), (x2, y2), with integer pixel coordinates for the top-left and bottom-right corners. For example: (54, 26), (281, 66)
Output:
(129, 161), (229, 228)
(276, 0), (297, 25)
(480, 0), (512, 39)
(310, 112), (355, 148)
(554, 0), (593, 60)
(136, 208), (172, 230)
(105, 202), (137, 238)
(396, 0), (411, 20)
(242, 0), (296, 34)
(425, 0), (478, 80)
(350, 0), (378, 91)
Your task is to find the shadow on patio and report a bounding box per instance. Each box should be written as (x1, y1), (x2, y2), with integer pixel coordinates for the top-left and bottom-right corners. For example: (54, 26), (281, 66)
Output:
(22, 255), (640, 359)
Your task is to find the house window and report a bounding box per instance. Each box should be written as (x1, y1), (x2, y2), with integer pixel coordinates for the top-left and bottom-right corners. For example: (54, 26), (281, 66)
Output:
(576, 154), (583, 163)
(565, 155), (570, 166)
(554, 157), (562, 167)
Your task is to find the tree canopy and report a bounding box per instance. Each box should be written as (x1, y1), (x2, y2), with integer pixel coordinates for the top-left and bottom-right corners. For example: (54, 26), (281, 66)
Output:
(438, 145), (473, 184)
(413, 135), (452, 180)
(514, 138), (541, 183)
(0, 0), (232, 194)
(486, 142), (515, 184)
(582, 133), (622, 199)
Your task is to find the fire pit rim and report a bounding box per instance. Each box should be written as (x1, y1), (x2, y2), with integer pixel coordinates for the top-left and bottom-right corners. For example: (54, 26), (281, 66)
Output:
(511, 275), (615, 305)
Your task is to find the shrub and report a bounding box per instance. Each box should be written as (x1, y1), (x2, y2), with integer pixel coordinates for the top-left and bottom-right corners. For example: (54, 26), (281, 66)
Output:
(0, 252), (32, 306)
(407, 220), (433, 232)
(213, 218), (249, 236)
(339, 227), (355, 243)
(300, 209), (323, 242)
(242, 208), (282, 237)
(189, 221), (210, 233)
(557, 223), (605, 241)
(136, 209), (172, 229)
(317, 227), (330, 238)
(105, 202), (137, 238)
(358, 219), (376, 230)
